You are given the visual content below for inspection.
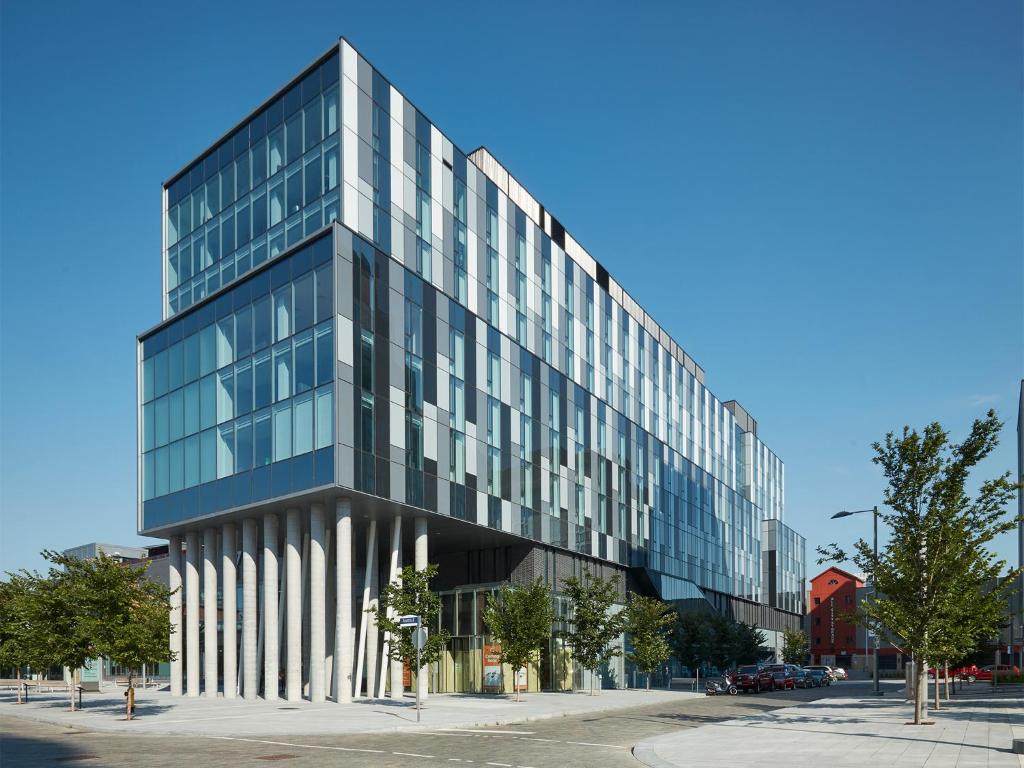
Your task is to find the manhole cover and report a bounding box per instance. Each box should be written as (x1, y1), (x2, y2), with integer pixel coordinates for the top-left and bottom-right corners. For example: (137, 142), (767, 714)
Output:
(54, 757), (98, 762)
(256, 755), (299, 761)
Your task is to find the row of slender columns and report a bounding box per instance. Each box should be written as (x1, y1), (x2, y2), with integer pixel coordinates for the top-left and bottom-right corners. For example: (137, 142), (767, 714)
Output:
(166, 505), (425, 702)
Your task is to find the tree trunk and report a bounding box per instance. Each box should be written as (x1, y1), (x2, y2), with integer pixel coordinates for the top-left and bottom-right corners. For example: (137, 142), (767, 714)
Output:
(15, 668), (22, 705)
(646, 672), (651, 691)
(69, 668), (77, 712)
(127, 673), (133, 721)
(943, 664), (950, 700)
(912, 664), (924, 724)
(590, 670), (595, 697)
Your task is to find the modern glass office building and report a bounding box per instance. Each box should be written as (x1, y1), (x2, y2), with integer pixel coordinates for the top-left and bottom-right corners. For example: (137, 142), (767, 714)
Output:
(139, 38), (806, 701)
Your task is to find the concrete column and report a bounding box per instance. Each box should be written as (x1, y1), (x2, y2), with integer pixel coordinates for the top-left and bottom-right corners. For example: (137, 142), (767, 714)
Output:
(285, 508), (302, 702)
(389, 514), (404, 699)
(168, 535), (183, 696)
(203, 528), (218, 697)
(221, 523), (237, 699)
(324, 528), (335, 697)
(366, 532), (379, 698)
(185, 531), (200, 697)
(415, 516), (429, 701)
(263, 513), (279, 700)
(309, 504), (326, 703)
(354, 519), (376, 698)
(242, 519), (258, 699)
(335, 498), (353, 703)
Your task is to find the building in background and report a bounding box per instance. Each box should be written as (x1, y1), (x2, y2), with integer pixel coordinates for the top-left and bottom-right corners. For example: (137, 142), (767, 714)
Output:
(138, 38), (807, 703)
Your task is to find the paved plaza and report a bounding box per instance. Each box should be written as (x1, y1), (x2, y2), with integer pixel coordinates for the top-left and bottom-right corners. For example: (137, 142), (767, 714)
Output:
(634, 683), (1024, 768)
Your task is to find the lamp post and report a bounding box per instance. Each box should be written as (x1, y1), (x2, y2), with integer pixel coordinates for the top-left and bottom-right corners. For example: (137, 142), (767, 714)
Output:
(831, 506), (883, 696)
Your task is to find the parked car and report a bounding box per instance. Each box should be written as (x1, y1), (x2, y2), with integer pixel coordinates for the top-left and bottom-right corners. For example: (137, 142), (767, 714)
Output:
(806, 668), (831, 687)
(790, 666), (814, 688)
(765, 664), (796, 690)
(830, 666), (848, 680)
(927, 664), (978, 682)
(975, 665), (1019, 681)
(804, 665), (835, 682)
(734, 664), (774, 693)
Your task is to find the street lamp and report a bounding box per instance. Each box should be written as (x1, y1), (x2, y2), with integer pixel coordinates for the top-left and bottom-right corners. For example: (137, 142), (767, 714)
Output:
(830, 506), (883, 696)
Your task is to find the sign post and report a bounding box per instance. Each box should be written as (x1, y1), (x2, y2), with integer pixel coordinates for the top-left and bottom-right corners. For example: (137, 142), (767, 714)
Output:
(400, 615), (423, 721)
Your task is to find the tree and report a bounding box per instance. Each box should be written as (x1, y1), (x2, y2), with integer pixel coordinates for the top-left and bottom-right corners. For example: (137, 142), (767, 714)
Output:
(15, 551), (175, 716)
(482, 579), (554, 701)
(561, 569), (625, 695)
(373, 564), (451, 692)
(781, 627), (809, 664)
(671, 610), (716, 674)
(818, 412), (1022, 725)
(623, 593), (677, 690)
(0, 575), (47, 704)
(731, 621), (772, 666)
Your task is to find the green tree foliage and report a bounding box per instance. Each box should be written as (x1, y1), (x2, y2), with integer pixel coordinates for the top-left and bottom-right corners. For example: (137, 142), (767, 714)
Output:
(482, 578), (554, 701)
(818, 412), (1022, 724)
(8, 550), (175, 714)
(373, 564), (451, 686)
(672, 611), (770, 673)
(561, 570), (625, 695)
(623, 594), (677, 690)
(0, 575), (46, 703)
(781, 627), (809, 664)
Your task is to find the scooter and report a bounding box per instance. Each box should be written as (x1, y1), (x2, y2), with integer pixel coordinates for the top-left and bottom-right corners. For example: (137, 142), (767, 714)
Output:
(705, 674), (738, 696)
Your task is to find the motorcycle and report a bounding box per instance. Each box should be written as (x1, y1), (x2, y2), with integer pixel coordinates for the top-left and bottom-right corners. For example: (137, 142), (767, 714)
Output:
(705, 673), (738, 696)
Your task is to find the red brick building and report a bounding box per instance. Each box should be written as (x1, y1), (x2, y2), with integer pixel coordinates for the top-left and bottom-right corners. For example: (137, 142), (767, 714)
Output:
(808, 566), (862, 669)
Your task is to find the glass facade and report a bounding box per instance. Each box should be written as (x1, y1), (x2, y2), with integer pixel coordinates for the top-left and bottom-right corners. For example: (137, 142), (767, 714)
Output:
(145, 39), (804, 617)
(163, 52), (340, 319)
(140, 233), (335, 529)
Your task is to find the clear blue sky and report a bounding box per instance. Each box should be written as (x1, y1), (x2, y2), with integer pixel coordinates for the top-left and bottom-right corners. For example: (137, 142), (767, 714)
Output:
(2, 0), (1021, 578)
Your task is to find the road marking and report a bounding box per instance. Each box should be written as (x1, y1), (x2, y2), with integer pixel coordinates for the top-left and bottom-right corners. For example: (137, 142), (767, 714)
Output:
(565, 740), (628, 749)
(433, 728), (535, 735)
(518, 737), (556, 742)
(485, 763), (512, 767)
(393, 752), (435, 758)
(208, 736), (384, 754)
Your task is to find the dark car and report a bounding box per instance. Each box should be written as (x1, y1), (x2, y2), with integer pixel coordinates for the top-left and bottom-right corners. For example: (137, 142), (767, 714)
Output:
(806, 668), (831, 687)
(734, 664), (774, 693)
(804, 665), (835, 683)
(765, 664), (796, 690)
(790, 666), (815, 688)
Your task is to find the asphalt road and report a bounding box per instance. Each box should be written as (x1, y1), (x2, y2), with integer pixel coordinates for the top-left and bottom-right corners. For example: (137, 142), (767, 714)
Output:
(1, 682), (865, 768)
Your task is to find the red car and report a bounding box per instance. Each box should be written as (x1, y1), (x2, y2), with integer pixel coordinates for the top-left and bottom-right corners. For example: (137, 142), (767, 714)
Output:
(975, 665), (1019, 681)
(734, 665), (774, 693)
(928, 665), (978, 682)
(766, 664), (797, 690)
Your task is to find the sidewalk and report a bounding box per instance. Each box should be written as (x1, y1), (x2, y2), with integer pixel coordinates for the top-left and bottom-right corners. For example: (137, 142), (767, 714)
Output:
(634, 683), (1024, 768)
(0, 685), (699, 737)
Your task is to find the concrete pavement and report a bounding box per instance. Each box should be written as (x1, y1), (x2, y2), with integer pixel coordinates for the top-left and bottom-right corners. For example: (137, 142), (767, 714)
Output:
(0, 685), (701, 737)
(634, 682), (1024, 768)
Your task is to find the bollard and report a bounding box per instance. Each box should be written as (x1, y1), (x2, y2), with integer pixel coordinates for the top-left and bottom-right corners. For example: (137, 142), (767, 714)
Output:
(1012, 739), (1024, 755)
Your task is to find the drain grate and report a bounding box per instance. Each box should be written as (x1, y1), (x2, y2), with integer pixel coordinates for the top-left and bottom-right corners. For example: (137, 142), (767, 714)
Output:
(255, 755), (299, 762)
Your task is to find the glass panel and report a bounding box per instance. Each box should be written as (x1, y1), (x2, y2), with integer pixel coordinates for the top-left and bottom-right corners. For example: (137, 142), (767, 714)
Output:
(293, 271), (314, 331)
(274, 286), (291, 341)
(293, 392), (313, 456)
(200, 428), (216, 484)
(304, 153), (321, 204)
(323, 142), (339, 191)
(235, 305), (252, 360)
(315, 263), (332, 323)
(169, 440), (184, 493)
(216, 368), (234, 424)
(142, 357), (155, 402)
(154, 395), (169, 447)
(184, 433), (200, 488)
(200, 373), (216, 430)
(235, 361), (252, 416)
(273, 401), (292, 462)
(143, 402), (155, 451)
(154, 446), (169, 497)
(315, 322), (333, 386)
(199, 324), (216, 376)
(285, 113), (303, 165)
(183, 333), (200, 383)
(274, 341), (292, 401)
(254, 408), (272, 468)
(252, 138), (267, 187)
(294, 330), (314, 394)
(269, 182), (284, 227)
(184, 380), (200, 436)
(254, 349), (272, 409)
(304, 98), (322, 148)
(253, 295), (272, 351)
(323, 86), (338, 136)
(168, 389), (184, 443)
(315, 386), (333, 450)
(217, 423), (234, 479)
(216, 315), (234, 369)
(269, 127), (284, 176)
(253, 191), (268, 236)
(235, 417), (253, 473)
